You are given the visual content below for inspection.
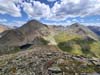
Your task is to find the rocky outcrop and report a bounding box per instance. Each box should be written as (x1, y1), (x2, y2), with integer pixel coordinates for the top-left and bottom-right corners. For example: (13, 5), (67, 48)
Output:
(0, 46), (99, 75)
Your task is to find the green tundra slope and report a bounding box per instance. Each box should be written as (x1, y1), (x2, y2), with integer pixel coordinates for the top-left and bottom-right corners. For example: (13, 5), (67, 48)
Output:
(53, 24), (100, 57)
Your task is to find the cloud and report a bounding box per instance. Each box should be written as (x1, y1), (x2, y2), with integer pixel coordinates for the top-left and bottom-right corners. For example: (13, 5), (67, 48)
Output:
(2, 20), (26, 27)
(0, 19), (7, 23)
(97, 19), (100, 21)
(12, 21), (26, 26)
(43, 21), (70, 26)
(72, 19), (79, 22)
(0, 0), (100, 25)
(49, 0), (100, 20)
(23, 2), (34, 18)
(82, 23), (100, 26)
(80, 19), (84, 23)
(47, 0), (57, 2)
(0, 0), (21, 17)
(23, 1), (50, 19)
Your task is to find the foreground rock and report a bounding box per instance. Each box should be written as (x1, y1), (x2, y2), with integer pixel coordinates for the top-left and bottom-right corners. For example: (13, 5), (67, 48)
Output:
(0, 46), (99, 75)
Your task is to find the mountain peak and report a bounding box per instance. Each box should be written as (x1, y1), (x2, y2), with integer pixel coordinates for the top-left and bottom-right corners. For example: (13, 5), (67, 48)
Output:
(28, 20), (40, 24)
(71, 23), (82, 27)
(20, 20), (45, 30)
(69, 23), (85, 30)
(25, 20), (42, 26)
(68, 23), (99, 41)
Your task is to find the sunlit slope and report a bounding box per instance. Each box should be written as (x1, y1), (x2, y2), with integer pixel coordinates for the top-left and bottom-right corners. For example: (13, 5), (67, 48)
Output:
(53, 23), (100, 57)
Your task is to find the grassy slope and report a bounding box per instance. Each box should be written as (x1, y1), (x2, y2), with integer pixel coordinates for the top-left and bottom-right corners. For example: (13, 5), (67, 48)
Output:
(54, 32), (100, 57)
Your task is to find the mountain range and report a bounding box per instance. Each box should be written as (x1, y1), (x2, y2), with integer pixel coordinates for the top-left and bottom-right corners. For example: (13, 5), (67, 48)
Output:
(0, 20), (100, 57)
(88, 26), (100, 36)
(0, 20), (100, 75)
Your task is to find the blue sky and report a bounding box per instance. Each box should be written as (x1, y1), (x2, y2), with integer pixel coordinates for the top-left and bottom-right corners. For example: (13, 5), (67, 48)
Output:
(0, 0), (100, 27)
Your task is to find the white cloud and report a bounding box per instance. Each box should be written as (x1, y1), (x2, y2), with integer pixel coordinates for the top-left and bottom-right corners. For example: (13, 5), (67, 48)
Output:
(0, 0), (100, 24)
(47, 0), (56, 2)
(2, 20), (26, 27)
(0, 0), (21, 17)
(43, 22), (69, 26)
(23, 1), (50, 19)
(0, 19), (7, 22)
(66, 20), (72, 24)
(23, 2), (34, 18)
(72, 19), (78, 22)
(97, 19), (100, 21)
(13, 21), (26, 26)
(72, 19), (79, 22)
(80, 19), (84, 23)
(49, 0), (100, 20)
(82, 23), (100, 26)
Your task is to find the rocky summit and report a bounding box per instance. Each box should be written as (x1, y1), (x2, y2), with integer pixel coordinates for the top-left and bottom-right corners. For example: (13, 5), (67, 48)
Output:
(0, 20), (100, 75)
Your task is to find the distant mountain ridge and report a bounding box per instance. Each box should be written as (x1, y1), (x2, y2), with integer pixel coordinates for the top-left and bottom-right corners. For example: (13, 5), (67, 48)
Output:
(88, 26), (100, 36)
(0, 20), (100, 57)
(68, 23), (99, 41)
(0, 24), (10, 33)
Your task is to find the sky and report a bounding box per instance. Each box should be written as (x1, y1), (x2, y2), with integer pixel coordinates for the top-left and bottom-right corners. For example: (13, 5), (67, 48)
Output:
(0, 0), (100, 27)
